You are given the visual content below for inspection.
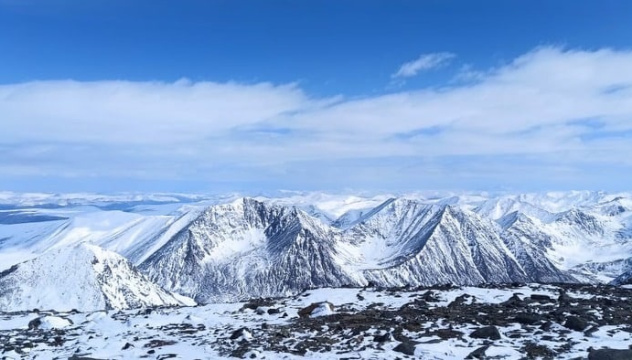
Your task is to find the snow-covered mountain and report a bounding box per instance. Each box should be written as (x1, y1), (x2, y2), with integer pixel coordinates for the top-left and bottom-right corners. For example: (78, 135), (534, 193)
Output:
(140, 198), (357, 303)
(2, 190), (632, 308)
(140, 194), (629, 302)
(346, 202), (531, 287)
(497, 211), (575, 283)
(0, 200), (210, 268)
(0, 243), (194, 312)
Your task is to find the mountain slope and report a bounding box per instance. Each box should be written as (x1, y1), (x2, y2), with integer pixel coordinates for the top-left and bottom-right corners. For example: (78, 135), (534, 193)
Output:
(356, 205), (530, 287)
(498, 211), (576, 283)
(143, 199), (536, 302)
(0, 243), (194, 312)
(0, 203), (206, 269)
(611, 268), (632, 285)
(140, 198), (357, 302)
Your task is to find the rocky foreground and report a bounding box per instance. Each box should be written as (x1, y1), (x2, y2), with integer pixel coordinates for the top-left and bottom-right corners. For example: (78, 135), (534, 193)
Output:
(2, 283), (632, 359)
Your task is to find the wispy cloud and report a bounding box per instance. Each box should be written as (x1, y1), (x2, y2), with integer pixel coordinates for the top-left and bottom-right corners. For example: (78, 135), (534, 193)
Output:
(391, 52), (455, 79)
(1, 47), (632, 191)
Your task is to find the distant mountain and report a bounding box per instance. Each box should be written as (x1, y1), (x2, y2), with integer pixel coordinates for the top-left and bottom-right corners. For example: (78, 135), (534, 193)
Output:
(497, 211), (575, 283)
(0, 201), (206, 268)
(2, 190), (632, 308)
(140, 198), (356, 303)
(0, 243), (194, 312)
(140, 197), (577, 302)
(611, 268), (632, 285)
(351, 202), (531, 287)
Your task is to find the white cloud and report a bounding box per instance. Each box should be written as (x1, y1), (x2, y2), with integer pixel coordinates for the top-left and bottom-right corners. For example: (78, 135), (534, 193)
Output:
(1, 46), (632, 190)
(0, 80), (310, 145)
(391, 52), (455, 78)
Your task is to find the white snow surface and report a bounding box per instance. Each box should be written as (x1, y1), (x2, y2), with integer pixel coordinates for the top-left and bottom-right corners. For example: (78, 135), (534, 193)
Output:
(0, 243), (194, 312)
(0, 202), (208, 267)
(38, 316), (73, 329)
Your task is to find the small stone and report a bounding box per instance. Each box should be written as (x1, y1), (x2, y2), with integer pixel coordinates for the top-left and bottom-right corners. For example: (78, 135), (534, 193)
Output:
(470, 326), (501, 340)
(513, 313), (542, 325)
(588, 348), (632, 360)
(466, 345), (489, 359)
(373, 332), (392, 343)
(28, 318), (42, 330)
(584, 325), (600, 336)
(530, 294), (552, 302)
(267, 308), (281, 315)
(298, 302), (334, 318)
(539, 321), (553, 331)
(564, 316), (588, 331)
(51, 336), (64, 347)
(255, 307), (266, 315)
(393, 341), (416, 356)
(230, 327), (252, 340)
(144, 339), (177, 348)
(503, 293), (524, 307)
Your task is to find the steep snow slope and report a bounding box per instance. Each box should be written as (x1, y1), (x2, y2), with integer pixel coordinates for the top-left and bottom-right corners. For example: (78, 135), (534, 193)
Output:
(0, 243), (194, 312)
(541, 209), (632, 272)
(337, 198), (441, 268)
(475, 196), (555, 221)
(141, 198), (357, 303)
(498, 211), (576, 283)
(354, 204), (530, 287)
(0, 203), (205, 268)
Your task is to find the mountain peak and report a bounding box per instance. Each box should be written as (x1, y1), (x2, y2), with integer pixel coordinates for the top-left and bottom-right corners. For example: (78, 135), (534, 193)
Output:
(496, 211), (536, 230)
(0, 243), (194, 312)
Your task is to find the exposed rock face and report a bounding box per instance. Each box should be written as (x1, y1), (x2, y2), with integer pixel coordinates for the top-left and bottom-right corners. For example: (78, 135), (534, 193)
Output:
(358, 204), (531, 287)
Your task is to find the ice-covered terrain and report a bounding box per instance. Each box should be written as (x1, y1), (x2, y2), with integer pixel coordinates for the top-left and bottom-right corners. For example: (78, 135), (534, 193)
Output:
(1, 190), (632, 307)
(139, 191), (632, 302)
(0, 243), (194, 312)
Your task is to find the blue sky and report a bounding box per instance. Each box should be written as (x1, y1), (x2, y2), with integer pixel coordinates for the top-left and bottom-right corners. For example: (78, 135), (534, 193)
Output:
(1, 1), (632, 193)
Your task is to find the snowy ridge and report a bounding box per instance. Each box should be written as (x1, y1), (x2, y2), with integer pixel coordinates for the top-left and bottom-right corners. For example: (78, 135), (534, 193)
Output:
(141, 197), (583, 302)
(2, 190), (632, 307)
(0, 202), (207, 268)
(0, 243), (194, 312)
(140, 198), (357, 303)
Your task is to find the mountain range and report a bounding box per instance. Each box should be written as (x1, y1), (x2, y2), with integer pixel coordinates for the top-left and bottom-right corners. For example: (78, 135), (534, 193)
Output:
(0, 190), (631, 310)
